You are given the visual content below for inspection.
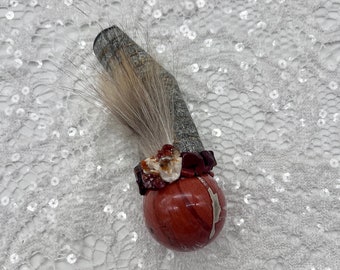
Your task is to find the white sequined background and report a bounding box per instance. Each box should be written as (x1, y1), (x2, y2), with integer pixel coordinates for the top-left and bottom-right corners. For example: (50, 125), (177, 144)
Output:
(0, 0), (340, 269)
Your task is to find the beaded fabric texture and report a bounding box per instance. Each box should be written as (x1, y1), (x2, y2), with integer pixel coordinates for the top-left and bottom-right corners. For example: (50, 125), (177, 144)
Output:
(0, 0), (339, 269)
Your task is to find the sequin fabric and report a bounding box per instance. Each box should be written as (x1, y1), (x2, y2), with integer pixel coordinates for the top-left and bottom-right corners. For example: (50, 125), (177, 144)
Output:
(1, 0), (339, 269)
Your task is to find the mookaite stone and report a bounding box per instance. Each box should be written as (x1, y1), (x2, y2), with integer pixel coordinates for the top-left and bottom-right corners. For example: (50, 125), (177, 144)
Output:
(143, 174), (226, 251)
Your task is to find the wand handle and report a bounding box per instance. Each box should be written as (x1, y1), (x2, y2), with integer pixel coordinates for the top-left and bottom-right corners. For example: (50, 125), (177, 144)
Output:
(93, 26), (204, 153)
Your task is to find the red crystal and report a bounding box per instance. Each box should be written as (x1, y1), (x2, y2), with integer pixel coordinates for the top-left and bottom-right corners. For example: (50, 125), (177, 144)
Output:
(156, 144), (175, 159)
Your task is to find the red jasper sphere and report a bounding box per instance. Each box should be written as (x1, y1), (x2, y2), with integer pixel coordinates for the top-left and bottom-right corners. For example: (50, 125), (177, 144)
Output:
(143, 174), (226, 251)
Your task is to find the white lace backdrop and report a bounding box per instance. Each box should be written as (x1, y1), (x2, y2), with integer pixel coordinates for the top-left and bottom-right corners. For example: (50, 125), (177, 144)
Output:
(1, 0), (339, 269)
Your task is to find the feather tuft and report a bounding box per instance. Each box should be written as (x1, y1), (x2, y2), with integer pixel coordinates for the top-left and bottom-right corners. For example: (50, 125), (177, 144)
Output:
(95, 48), (174, 158)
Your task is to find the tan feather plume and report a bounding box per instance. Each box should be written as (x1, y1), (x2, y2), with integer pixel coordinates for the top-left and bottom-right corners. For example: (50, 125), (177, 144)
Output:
(95, 48), (174, 158)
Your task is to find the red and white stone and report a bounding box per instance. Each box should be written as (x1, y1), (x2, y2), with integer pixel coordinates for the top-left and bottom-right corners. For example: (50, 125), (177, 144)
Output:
(143, 174), (226, 251)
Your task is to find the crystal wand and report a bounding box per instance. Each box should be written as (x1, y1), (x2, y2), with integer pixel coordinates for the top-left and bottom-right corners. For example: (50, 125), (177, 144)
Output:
(93, 26), (226, 251)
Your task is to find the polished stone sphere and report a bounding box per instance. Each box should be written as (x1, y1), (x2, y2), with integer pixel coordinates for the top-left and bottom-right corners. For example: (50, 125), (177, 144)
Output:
(143, 174), (226, 251)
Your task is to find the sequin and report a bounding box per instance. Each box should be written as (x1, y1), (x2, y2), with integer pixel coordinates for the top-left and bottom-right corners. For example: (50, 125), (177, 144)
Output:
(317, 119), (325, 126)
(309, 34), (316, 44)
(271, 103), (279, 112)
(256, 21), (267, 29)
(282, 172), (291, 182)
(233, 155), (242, 166)
(78, 40), (86, 50)
(76, 196), (84, 203)
(6, 46), (13, 55)
(103, 204), (114, 214)
(9, 0), (18, 7)
(166, 250), (174, 260)
(156, 44), (165, 53)
(235, 218), (244, 226)
(5, 107), (13, 116)
(14, 50), (22, 58)
(185, 1), (195, 10)
(204, 38), (212, 47)
(212, 128), (221, 137)
(319, 109), (327, 118)
(278, 59), (287, 69)
(269, 90), (279, 99)
(52, 130), (60, 138)
(137, 259), (144, 268)
(64, 0), (73, 6)
(1, 196), (10, 206)
(27, 202), (38, 212)
(329, 159), (339, 168)
(29, 113), (39, 121)
(36, 60), (43, 69)
(240, 61), (249, 70)
(21, 86), (30, 95)
(328, 81), (338, 90)
(14, 58), (23, 68)
(322, 188), (330, 195)
(49, 198), (59, 208)
(67, 253), (77, 264)
(117, 211), (127, 220)
(271, 198), (279, 203)
(122, 183), (130, 192)
(6, 11), (15, 20)
(68, 127), (77, 136)
(275, 185), (285, 192)
(334, 179), (340, 189)
(10, 253), (19, 263)
(153, 9), (162, 18)
(297, 69), (308, 83)
(130, 231), (138, 242)
(38, 123), (47, 130)
(11, 94), (20, 104)
(244, 194), (251, 204)
(30, 0), (38, 6)
(51, 177), (60, 186)
(191, 63), (199, 72)
(10, 153), (20, 162)
(80, 64), (87, 71)
(179, 24), (190, 34)
(300, 118), (305, 127)
(196, 0), (206, 8)
(28, 181), (37, 191)
(214, 86), (224, 95)
(255, 49), (265, 58)
(235, 43), (245, 52)
(188, 31), (197, 40)
(239, 10), (249, 20)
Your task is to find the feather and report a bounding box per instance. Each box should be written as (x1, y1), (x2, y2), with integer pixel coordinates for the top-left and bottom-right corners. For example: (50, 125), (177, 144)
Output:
(93, 26), (204, 158)
(93, 28), (173, 157)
